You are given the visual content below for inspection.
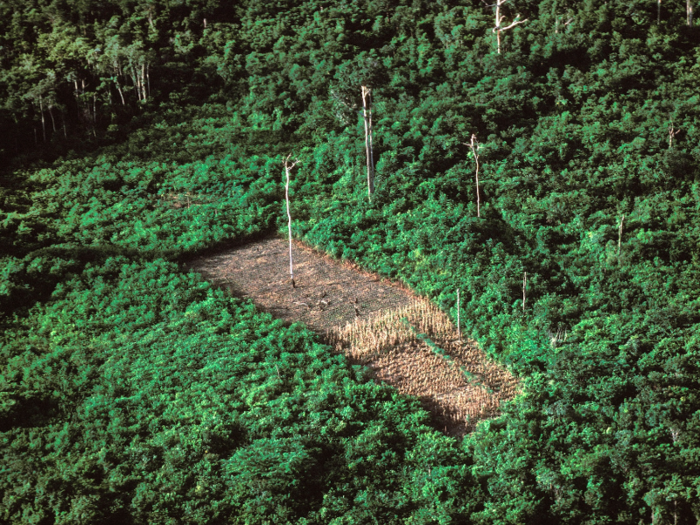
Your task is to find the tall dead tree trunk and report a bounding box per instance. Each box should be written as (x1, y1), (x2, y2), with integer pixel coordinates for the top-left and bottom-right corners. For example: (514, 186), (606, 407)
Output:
(361, 85), (375, 200)
(669, 120), (680, 148)
(115, 78), (126, 106)
(464, 134), (481, 218)
(456, 288), (461, 342)
(141, 63), (147, 101)
(284, 154), (300, 288)
(688, 0), (694, 26)
(495, 0), (503, 53)
(486, 0), (528, 54)
(131, 66), (141, 101)
(658, 0), (662, 24)
(38, 94), (46, 142)
(48, 105), (57, 134)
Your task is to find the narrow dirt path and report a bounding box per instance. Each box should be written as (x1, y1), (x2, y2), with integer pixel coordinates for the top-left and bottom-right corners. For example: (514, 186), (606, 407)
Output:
(186, 236), (517, 437)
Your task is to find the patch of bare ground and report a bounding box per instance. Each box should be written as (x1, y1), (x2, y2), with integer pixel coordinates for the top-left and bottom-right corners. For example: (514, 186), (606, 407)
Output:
(186, 236), (518, 437)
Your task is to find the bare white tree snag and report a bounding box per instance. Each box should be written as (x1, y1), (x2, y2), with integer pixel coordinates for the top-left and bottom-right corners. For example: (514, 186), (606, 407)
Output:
(130, 65), (141, 101)
(669, 120), (680, 148)
(484, 0), (528, 54)
(284, 154), (300, 288)
(688, 0), (694, 26)
(463, 134), (481, 218)
(48, 105), (57, 133)
(522, 272), (527, 312)
(361, 85), (375, 200)
(456, 289), (461, 342)
(115, 79), (126, 106)
(38, 94), (46, 142)
(658, 0), (662, 24)
(618, 215), (625, 257)
(142, 63), (148, 101)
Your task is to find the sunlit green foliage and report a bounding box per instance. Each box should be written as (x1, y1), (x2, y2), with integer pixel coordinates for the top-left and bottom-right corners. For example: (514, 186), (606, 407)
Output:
(1, 259), (480, 523)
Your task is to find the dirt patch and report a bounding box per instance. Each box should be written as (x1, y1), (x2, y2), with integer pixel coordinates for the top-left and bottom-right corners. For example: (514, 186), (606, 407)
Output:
(188, 236), (416, 332)
(186, 236), (517, 437)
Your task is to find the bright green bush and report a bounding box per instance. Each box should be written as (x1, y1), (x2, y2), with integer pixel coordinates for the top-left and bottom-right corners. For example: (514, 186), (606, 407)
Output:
(0, 259), (480, 524)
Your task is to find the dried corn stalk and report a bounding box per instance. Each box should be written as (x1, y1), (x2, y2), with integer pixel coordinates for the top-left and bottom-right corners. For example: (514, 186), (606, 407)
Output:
(327, 297), (518, 435)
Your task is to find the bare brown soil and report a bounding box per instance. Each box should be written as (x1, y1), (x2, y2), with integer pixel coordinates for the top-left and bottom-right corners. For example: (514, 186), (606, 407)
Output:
(186, 236), (517, 437)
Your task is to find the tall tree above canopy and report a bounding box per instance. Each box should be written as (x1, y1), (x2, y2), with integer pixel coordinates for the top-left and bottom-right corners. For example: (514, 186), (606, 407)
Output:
(334, 52), (388, 198)
(485, 0), (528, 54)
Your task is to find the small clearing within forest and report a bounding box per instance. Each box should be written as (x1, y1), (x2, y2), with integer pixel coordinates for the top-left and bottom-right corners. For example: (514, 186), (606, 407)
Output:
(187, 236), (518, 437)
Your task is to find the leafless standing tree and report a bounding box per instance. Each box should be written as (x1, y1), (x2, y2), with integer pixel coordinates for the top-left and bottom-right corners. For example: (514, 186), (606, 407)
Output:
(688, 0), (694, 26)
(464, 134), (482, 218)
(284, 154), (300, 288)
(669, 120), (680, 148)
(142, 63), (148, 101)
(456, 289), (461, 342)
(361, 85), (375, 200)
(47, 104), (57, 134)
(38, 94), (47, 142)
(483, 0), (528, 54)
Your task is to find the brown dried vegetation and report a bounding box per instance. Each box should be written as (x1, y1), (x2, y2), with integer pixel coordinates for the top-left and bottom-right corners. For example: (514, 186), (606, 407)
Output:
(327, 298), (518, 436)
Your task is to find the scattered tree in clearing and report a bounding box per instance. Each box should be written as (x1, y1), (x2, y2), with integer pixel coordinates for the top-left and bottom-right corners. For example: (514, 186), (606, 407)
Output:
(284, 154), (300, 288)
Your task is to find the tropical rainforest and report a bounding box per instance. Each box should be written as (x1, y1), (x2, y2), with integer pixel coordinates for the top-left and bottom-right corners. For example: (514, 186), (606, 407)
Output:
(1, 0), (700, 523)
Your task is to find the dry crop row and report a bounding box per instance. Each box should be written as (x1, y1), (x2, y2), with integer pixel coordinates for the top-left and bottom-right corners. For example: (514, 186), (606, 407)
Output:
(327, 298), (518, 434)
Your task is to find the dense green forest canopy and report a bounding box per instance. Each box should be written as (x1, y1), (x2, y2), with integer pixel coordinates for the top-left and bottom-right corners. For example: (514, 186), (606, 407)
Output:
(1, 0), (700, 523)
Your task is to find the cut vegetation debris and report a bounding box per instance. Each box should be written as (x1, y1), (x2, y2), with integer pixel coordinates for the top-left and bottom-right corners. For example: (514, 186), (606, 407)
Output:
(328, 298), (518, 436)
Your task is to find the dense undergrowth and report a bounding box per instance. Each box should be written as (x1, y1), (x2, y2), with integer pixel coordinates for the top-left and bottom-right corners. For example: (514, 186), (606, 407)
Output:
(2, 0), (700, 523)
(2, 258), (479, 523)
